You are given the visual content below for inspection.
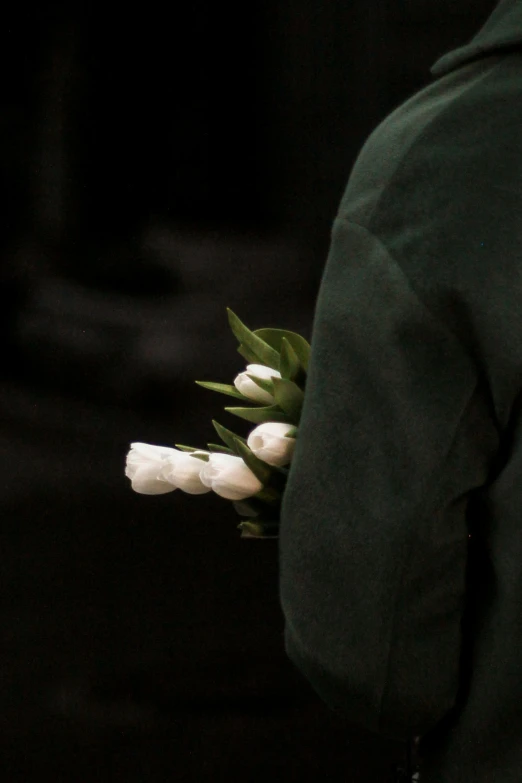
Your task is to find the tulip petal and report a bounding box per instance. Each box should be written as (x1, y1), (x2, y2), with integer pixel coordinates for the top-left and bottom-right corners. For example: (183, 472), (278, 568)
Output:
(129, 464), (177, 495)
(246, 422), (296, 467)
(211, 475), (263, 501)
(130, 442), (179, 460)
(161, 454), (211, 495)
(199, 453), (264, 500)
(234, 373), (275, 404)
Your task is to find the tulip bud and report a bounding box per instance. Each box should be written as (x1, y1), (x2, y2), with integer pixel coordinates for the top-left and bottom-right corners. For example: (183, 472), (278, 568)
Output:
(125, 442), (180, 495)
(199, 452), (264, 500)
(160, 451), (212, 495)
(246, 421), (296, 467)
(233, 363), (282, 404)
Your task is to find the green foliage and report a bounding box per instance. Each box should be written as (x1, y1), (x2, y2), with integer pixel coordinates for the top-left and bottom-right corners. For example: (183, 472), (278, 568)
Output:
(186, 452), (209, 462)
(252, 327), (310, 373)
(227, 309), (280, 370)
(279, 337), (302, 381)
(271, 378), (304, 423)
(244, 373), (276, 397)
(232, 499), (262, 518)
(237, 519), (280, 539)
(211, 420), (247, 454)
(174, 444), (206, 454)
(233, 438), (272, 486)
(207, 443), (236, 456)
(194, 381), (248, 401)
(224, 404), (293, 425)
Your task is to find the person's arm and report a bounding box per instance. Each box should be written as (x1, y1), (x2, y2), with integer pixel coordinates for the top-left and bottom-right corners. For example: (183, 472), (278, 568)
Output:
(278, 217), (499, 742)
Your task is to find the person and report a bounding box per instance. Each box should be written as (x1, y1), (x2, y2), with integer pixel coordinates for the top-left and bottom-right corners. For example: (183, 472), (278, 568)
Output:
(277, 1), (522, 781)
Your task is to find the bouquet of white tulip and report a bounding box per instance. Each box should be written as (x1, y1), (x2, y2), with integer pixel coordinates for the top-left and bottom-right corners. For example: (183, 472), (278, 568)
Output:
(125, 309), (310, 538)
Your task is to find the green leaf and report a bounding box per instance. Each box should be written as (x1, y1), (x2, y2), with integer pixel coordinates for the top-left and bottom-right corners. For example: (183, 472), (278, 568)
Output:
(237, 343), (262, 365)
(227, 309), (280, 370)
(195, 381), (248, 401)
(245, 373), (276, 397)
(174, 444), (205, 453)
(207, 443), (237, 456)
(251, 327), (311, 372)
(279, 337), (302, 382)
(232, 437), (272, 486)
(237, 519), (280, 539)
(271, 377), (304, 423)
(187, 452), (209, 462)
(211, 420), (247, 455)
(224, 404), (293, 425)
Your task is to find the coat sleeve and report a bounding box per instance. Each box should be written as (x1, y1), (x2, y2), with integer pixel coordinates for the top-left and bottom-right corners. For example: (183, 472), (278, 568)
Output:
(278, 216), (499, 742)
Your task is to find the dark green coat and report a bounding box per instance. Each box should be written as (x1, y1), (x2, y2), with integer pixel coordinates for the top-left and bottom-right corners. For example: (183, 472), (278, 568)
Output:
(278, 1), (522, 780)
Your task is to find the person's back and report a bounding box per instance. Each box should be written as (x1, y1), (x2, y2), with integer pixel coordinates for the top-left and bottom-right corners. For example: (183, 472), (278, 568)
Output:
(278, 1), (522, 780)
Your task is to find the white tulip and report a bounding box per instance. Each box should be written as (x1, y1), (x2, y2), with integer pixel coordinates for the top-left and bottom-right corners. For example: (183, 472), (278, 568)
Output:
(247, 422), (296, 467)
(160, 451), (212, 495)
(125, 442), (180, 495)
(233, 363), (282, 404)
(199, 452), (263, 500)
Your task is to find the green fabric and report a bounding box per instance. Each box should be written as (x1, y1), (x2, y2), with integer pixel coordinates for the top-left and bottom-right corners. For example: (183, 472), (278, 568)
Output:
(278, 2), (522, 780)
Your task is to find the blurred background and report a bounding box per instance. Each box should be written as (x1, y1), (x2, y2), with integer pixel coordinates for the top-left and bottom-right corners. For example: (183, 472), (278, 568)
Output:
(1, 2), (496, 780)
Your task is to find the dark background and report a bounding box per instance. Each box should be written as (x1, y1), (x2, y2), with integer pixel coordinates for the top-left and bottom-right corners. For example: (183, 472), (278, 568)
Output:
(1, 2), (495, 781)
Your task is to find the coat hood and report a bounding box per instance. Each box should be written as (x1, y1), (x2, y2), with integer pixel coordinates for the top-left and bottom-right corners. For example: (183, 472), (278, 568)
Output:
(430, 0), (522, 77)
